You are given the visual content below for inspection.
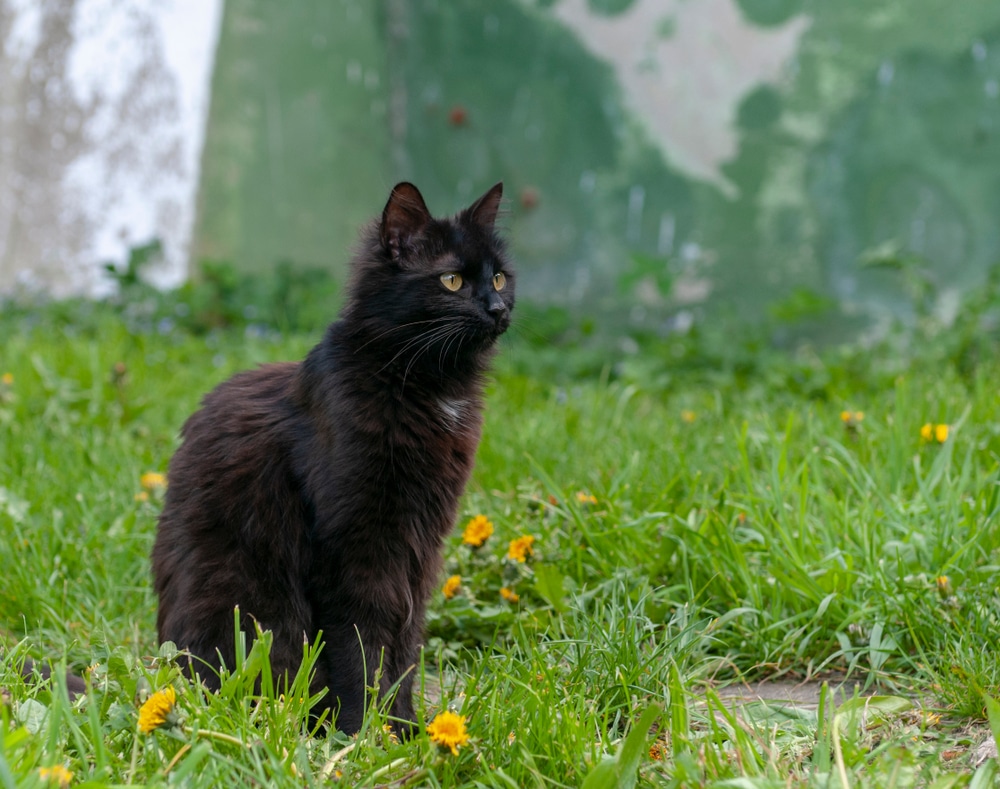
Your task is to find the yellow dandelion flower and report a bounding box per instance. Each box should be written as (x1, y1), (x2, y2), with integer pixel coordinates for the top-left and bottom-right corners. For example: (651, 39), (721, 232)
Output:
(681, 409), (696, 423)
(462, 514), (493, 547)
(38, 765), (73, 787)
(138, 686), (177, 733)
(134, 491), (149, 503)
(506, 535), (535, 563)
(442, 574), (461, 599)
(936, 575), (953, 598)
(921, 423), (949, 443)
(500, 586), (519, 603)
(921, 710), (943, 727)
(575, 491), (598, 505)
(426, 710), (469, 755)
(1, 373), (12, 387)
(140, 472), (167, 492)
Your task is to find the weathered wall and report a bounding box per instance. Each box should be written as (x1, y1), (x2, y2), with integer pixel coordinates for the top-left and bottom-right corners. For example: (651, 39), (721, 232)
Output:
(192, 0), (392, 276)
(193, 0), (1000, 322)
(0, 0), (220, 295)
(5, 0), (1000, 326)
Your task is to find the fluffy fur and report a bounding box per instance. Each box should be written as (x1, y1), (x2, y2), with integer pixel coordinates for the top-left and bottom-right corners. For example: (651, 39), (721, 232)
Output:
(152, 182), (514, 732)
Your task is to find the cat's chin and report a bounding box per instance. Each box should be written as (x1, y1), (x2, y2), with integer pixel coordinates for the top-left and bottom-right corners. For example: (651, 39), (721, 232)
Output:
(468, 326), (508, 354)
(477, 312), (512, 342)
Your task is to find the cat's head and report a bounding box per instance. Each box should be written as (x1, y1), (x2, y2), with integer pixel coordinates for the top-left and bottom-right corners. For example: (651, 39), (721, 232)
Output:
(345, 182), (516, 369)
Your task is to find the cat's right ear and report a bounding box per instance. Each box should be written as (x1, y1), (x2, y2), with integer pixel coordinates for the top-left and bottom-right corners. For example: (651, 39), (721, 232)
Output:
(381, 182), (432, 261)
(466, 182), (504, 230)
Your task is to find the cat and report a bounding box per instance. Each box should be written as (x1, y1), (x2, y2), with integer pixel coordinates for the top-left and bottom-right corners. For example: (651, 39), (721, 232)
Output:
(17, 659), (86, 698)
(151, 181), (514, 734)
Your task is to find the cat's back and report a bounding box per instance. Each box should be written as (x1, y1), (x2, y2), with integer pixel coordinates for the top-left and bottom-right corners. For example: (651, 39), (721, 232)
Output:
(181, 361), (301, 445)
(153, 361), (314, 647)
(155, 360), (308, 549)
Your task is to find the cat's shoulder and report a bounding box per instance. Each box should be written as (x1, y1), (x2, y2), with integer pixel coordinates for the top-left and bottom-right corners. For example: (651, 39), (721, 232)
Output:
(203, 361), (299, 402)
(180, 361), (302, 440)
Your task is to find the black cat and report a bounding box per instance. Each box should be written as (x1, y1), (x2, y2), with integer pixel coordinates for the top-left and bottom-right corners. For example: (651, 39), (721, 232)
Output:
(152, 182), (514, 733)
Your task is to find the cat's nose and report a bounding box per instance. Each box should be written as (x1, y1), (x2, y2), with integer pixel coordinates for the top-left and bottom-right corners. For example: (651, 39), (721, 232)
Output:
(486, 293), (507, 316)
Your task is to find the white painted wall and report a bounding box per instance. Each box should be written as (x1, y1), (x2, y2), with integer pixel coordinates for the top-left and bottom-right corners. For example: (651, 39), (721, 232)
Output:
(0, 0), (222, 296)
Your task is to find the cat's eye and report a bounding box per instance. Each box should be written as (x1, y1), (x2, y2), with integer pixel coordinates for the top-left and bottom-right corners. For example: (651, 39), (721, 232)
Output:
(492, 272), (507, 292)
(440, 273), (463, 291)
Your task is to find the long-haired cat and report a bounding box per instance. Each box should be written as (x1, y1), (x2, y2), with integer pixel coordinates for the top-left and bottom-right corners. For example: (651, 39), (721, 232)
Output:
(152, 182), (514, 733)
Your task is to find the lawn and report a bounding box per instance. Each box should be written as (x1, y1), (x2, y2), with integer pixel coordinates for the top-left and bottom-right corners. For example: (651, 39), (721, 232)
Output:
(2, 304), (1000, 787)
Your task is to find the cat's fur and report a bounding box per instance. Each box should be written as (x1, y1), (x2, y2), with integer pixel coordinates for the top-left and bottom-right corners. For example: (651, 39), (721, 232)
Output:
(18, 659), (86, 698)
(152, 182), (514, 733)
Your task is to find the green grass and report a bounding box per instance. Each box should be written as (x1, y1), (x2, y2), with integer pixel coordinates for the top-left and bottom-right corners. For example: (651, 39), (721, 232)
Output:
(2, 309), (1000, 786)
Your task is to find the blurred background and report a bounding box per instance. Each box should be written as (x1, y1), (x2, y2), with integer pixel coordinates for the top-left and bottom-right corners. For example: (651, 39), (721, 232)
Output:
(3, 0), (1000, 348)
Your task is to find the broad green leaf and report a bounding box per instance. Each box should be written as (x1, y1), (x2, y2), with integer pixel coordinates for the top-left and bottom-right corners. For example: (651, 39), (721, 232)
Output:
(984, 694), (1000, 755)
(580, 703), (661, 789)
(533, 564), (567, 613)
(616, 702), (662, 789)
(580, 757), (618, 789)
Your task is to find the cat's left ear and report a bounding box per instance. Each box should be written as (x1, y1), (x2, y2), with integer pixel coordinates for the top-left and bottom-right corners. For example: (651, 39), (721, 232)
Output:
(465, 182), (504, 230)
(381, 182), (433, 260)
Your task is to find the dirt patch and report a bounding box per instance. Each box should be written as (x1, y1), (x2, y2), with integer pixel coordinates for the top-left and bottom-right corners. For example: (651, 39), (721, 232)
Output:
(714, 675), (873, 709)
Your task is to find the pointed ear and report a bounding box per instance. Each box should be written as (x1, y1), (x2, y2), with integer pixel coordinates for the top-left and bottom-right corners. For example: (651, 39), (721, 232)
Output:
(381, 182), (432, 259)
(466, 182), (504, 230)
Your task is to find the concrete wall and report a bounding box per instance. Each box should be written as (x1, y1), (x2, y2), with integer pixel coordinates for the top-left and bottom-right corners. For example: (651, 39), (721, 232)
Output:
(193, 0), (1000, 320)
(0, 0), (221, 295)
(4, 0), (1000, 326)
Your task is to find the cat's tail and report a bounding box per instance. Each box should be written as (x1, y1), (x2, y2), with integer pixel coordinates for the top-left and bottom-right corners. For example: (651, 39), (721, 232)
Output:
(14, 657), (87, 698)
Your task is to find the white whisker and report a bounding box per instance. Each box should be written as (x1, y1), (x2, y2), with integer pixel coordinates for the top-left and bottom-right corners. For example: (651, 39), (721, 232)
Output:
(374, 323), (458, 375)
(355, 317), (455, 353)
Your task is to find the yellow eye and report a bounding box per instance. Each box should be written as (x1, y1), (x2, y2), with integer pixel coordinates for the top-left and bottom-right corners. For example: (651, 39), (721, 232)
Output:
(493, 272), (507, 291)
(440, 273), (463, 291)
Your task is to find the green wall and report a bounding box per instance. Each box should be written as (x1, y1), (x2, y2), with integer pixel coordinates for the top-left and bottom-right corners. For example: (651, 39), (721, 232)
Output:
(194, 0), (1000, 324)
(194, 0), (392, 273)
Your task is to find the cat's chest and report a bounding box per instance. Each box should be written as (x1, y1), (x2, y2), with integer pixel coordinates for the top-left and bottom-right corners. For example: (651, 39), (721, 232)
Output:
(435, 397), (470, 432)
(396, 393), (481, 459)
(374, 384), (479, 436)
(338, 388), (482, 470)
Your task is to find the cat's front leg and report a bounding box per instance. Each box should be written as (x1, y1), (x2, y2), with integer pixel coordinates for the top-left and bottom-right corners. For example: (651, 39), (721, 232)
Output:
(316, 624), (369, 733)
(316, 615), (418, 735)
(382, 620), (423, 735)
